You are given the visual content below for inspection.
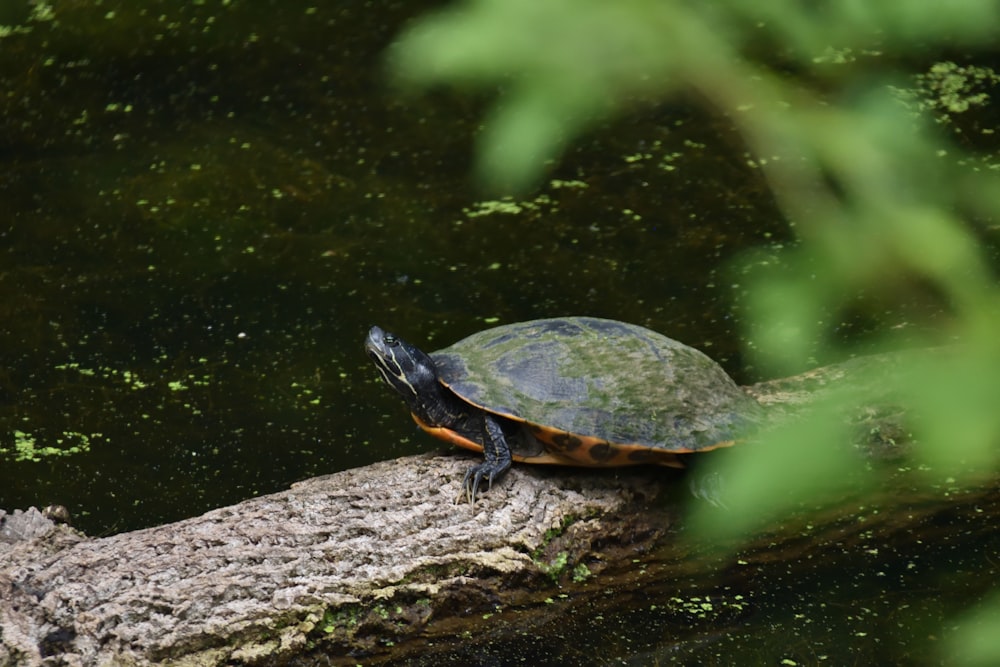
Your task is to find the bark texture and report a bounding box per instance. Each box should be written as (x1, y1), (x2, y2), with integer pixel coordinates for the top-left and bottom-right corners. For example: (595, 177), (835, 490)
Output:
(1, 456), (663, 666)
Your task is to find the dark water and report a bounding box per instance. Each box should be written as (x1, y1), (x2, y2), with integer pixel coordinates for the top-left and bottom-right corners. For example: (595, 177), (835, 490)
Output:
(2, 3), (992, 665)
(0, 0), (788, 535)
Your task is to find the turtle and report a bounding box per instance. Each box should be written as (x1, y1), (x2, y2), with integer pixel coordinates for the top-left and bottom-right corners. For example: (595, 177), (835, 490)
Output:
(364, 316), (764, 502)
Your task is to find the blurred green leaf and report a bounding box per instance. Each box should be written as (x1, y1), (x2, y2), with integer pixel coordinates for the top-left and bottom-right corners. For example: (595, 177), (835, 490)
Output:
(947, 593), (1000, 666)
(388, 0), (720, 189)
(907, 342), (1000, 476)
(690, 397), (870, 540)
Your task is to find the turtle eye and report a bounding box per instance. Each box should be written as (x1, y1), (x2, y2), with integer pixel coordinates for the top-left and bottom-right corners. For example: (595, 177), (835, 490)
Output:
(384, 333), (398, 346)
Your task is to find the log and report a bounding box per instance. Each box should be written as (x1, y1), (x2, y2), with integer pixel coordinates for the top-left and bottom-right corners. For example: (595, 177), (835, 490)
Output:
(0, 351), (944, 666)
(1, 456), (666, 666)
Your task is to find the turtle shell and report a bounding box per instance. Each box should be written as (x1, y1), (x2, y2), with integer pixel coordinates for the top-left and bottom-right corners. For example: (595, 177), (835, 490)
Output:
(428, 316), (764, 468)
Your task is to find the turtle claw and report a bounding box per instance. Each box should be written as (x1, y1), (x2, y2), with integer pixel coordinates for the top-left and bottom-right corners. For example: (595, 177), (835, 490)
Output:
(458, 460), (508, 504)
(460, 465), (490, 504)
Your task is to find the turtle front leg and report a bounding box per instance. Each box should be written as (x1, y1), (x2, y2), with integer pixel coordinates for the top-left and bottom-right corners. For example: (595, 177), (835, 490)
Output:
(461, 414), (512, 503)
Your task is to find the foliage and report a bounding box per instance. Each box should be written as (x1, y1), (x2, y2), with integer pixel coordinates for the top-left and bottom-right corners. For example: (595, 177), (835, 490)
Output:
(389, 1), (1000, 663)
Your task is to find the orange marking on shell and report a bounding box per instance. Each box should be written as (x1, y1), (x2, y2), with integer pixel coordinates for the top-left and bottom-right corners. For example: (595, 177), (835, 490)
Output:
(530, 426), (691, 469)
(409, 413), (733, 470)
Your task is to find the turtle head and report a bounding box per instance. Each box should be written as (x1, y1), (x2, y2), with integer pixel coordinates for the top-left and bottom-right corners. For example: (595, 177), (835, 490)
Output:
(365, 326), (440, 411)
